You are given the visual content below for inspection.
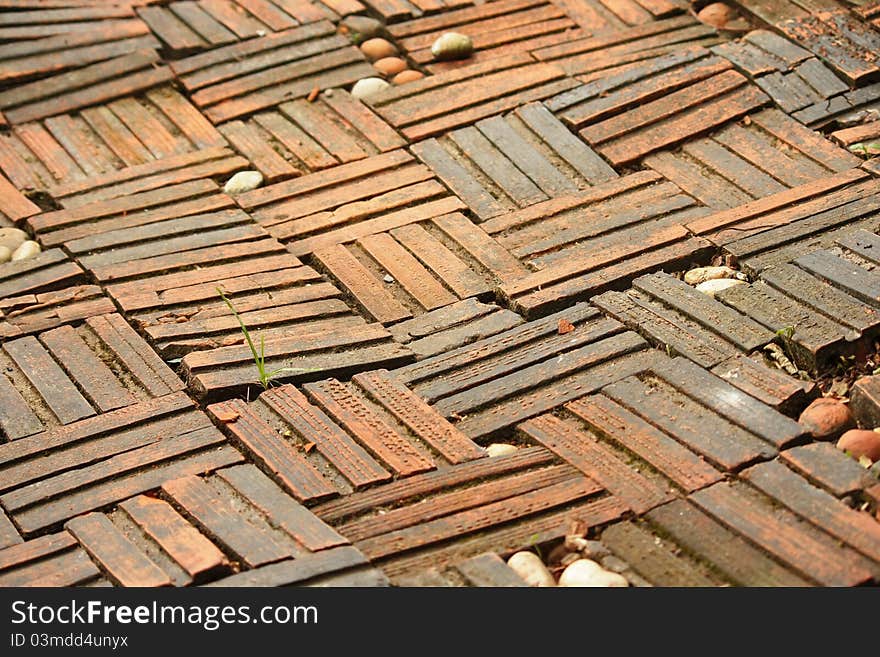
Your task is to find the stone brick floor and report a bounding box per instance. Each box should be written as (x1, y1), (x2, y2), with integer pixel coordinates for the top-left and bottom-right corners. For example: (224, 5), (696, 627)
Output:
(0, 0), (879, 587)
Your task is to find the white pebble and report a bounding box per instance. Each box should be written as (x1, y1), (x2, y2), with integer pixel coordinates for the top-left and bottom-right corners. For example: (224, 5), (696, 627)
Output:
(507, 551), (555, 587)
(0, 227), (28, 252)
(351, 77), (390, 99)
(383, 274), (395, 283)
(431, 32), (474, 61)
(695, 278), (745, 298)
(683, 265), (738, 285)
(11, 240), (40, 261)
(486, 443), (518, 457)
(558, 559), (629, 587)
(223, 170), (263, 195)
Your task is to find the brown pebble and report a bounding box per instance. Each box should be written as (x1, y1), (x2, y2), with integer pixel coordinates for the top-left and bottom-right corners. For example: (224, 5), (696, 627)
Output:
(392, 69), (424, 84)
(360, 38), (397, 61)
(798, 397), (855, 440)
(374, 56), (407, 76)
(697, 2), (737, 28)
(307, 86), (320, 102)
(837, 429), (880, 463)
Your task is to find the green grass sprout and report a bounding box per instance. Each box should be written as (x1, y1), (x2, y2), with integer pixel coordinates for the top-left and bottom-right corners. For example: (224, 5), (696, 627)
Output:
(217, 287), (312, 390)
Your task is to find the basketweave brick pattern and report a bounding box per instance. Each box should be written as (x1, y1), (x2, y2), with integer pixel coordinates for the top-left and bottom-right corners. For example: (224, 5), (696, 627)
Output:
(364, 53), (579, 142)
(20, 178), (416, 401)
(711, 30), (849, 116)
(411, 102), (618, 221)
(643, 109), (862, 210)
(388, 0), (589, 75)
(137, 0), (361, 55)
(1, 0), (880, 588)
(0, 313), (184, 440)
(0, 50), (175, 126)
(311, 211), (530, 324)
(0, 8), (159, 87)
(532, 14), (724, 79)
(547, 48), (772, 167)
(483, 171), (715, 317)
(708, 224), (880, 375)
(0, 248), (117, 339)
(0, 87), (232, 196)
(387, 299), (525, 359)
(389, 303), (658, 440)
(687, 170), (880, 274)
(0, 391), (244, 536)
(237, 149), (468, 256)
(217, 90), (406, 184)
(170, 21), (376, 124)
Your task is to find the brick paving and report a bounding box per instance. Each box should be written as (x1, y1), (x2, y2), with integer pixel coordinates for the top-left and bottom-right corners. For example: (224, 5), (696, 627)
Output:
(0, 0), (879, 588)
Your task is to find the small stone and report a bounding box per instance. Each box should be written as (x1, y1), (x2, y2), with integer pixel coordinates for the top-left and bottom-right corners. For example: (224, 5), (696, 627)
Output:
(0, 245), (10, 264)
(392, 69), (424, 84)
(837, 429), (880, 463)
(486, 443), (518, 457)
(360, 38), (397, 61)
(341, 15), (387, 41)
(223, 170), (263, 194)
(10, 240), (40, 261)
(697, 2), (738, 28)
(835, 110), (875, 128)
(581, 540), (610, 560)
(799, 397), (855, 440)
(383, 274), (394, 283)
(695, 278), (745, 298)
(374, 56), (408, 77)
(431, 32), (473, 61)
(507, 551), (555, 587)
(684, 265), (738, 285)
(351, 77), (390, 99)
(0, 227), (28, 252)
(563, 535), (589, 552)
(828, 379), (850, 399)
(558, 559), (629, 587)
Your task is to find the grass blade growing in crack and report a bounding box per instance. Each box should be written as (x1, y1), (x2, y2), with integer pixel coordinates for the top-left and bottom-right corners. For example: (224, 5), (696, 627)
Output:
(217, 287), (313, 390)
